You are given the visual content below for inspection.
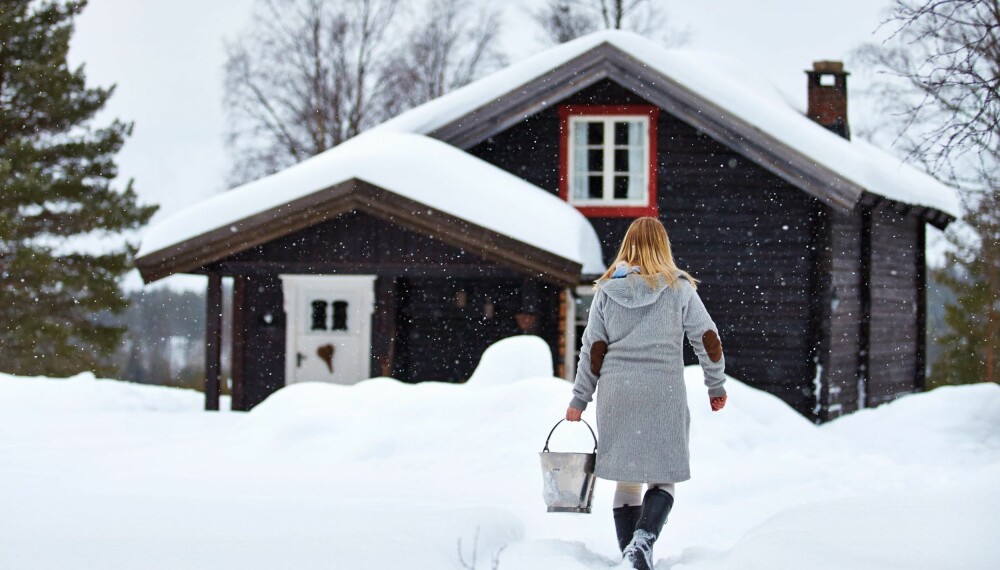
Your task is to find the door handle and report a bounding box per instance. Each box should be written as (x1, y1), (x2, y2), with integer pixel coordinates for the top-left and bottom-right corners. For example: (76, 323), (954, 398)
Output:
(296, 352), (306, 368)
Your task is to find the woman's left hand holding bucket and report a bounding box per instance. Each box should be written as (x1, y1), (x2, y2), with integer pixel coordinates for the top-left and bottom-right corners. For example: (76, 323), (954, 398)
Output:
(565, 406), (583, 422)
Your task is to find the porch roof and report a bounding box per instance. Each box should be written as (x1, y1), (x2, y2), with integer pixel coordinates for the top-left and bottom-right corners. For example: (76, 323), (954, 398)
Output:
(135, 132), (605, 285)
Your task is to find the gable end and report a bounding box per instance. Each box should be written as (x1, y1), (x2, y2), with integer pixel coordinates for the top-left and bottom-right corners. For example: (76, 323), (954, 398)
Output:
(430, 42), (867, 213)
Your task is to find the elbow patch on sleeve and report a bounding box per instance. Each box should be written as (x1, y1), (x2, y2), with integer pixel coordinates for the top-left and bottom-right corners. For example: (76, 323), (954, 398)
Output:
(702, 330), (723, 363)
(590, 341), (608, 376)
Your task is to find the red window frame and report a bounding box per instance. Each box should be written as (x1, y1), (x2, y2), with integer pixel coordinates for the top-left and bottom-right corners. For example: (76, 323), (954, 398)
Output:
(558, 104), (659, 218)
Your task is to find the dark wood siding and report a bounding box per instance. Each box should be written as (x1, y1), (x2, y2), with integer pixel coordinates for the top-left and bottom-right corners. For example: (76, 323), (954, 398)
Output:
(221, 211), (515, 275)
(239, 273), (286, 410)
(469, 79), (822, 418)
(868, 202), (921, 405)
(222, 212), (562, 406)
(393, 278), (561, 381)
(824, 208), (864, 418)
(218, 79), (929, 420)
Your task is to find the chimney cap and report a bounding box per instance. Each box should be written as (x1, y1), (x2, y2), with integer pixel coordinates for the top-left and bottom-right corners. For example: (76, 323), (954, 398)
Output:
(811, 60), (846, 74)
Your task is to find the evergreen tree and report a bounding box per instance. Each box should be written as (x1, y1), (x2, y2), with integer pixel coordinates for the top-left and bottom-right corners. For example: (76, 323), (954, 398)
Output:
(0, 0), (156, 376)
(929, 182), (1000, 388)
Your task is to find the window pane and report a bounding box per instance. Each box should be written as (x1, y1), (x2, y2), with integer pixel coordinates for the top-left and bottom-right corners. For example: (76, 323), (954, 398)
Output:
(331, 301), (348, 331)
(614, 149), (629, 172)
(613, 176), (629, 199)
(628, 120), (645, 146)
(588, 175), (603, 199)
(572, 122), (588, 172)
(587, 148), (603, 172)
(586, 121), (603, 145)
(310, 301), (328, 331)
(627, 171), (645, 200)
(572, 171), (589, 200)
(614, 122), (630, 145)
(628, 139), (645, 202)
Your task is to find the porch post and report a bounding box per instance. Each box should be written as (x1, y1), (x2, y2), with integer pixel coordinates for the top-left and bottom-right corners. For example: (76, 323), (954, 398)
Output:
(858, 206), (873, 409)
(915, 222), (927, 391)
(205, 272), (222, 411)
(230, 275), (247, 411)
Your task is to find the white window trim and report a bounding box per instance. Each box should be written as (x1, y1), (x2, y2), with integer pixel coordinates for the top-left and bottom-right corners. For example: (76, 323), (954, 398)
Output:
(567, 114), (651, 207)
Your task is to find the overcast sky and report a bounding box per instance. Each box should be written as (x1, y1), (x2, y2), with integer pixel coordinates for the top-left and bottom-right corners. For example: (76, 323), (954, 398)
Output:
(67, 0), (898, 290)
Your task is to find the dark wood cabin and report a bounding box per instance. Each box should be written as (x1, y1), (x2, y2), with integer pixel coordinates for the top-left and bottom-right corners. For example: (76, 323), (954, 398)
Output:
(135, 32), (956, 422)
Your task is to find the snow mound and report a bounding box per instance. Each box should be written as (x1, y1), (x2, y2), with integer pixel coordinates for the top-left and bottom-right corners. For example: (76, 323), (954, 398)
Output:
(0, 372), (205, 413)
(468, 335), (554, 386)
(822, 382), (1000, 466)
(726, 487), (1000, 570)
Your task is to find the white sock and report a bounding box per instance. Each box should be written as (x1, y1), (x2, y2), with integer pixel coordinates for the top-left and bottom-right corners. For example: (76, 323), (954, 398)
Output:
(613, 482), (676, 508)
(613, 481), (643, 508)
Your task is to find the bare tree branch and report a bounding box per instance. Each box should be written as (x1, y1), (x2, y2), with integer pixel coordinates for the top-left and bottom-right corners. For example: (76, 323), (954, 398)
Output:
(532, 0), (689, 46)
(379, 0), (506, 116)
(224, 0), (502, 186)
(857, 0), (1000, 178)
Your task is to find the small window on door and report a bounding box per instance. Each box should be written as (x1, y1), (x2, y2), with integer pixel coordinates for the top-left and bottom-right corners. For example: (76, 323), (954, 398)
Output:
(331, 301), (349, 331)
(310, 301), (328, 331)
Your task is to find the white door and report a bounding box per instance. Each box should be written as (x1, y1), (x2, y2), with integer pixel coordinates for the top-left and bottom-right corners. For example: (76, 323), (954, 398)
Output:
(281, 275), (376, 385)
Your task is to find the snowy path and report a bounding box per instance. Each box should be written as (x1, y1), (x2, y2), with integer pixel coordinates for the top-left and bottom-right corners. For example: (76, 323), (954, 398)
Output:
(1, 347), (998, 569)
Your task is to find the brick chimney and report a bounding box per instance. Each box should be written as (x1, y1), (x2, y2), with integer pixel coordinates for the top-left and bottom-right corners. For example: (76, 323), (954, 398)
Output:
(806, 61), (850, 139)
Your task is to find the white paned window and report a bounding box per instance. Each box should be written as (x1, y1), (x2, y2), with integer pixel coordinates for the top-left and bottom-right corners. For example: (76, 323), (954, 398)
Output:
(568, 116), (649, 206)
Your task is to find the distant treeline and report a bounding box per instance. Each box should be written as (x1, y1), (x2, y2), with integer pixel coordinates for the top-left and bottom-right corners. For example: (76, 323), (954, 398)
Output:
(109, 284), (231, 393)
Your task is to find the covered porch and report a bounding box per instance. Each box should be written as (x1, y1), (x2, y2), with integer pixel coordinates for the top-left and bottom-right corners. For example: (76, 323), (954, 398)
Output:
(134, 133), (604, 410)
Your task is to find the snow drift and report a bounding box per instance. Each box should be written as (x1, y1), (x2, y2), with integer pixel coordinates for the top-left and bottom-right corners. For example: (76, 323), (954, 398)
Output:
(1, 349), (997, 569)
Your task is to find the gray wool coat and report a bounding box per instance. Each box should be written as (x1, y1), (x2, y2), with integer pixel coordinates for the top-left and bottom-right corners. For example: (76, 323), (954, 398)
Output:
(569, 274), (726, 484)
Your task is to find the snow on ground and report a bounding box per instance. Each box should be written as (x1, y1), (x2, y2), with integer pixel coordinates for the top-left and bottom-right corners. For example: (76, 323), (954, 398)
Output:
(1, 338), (997, 569)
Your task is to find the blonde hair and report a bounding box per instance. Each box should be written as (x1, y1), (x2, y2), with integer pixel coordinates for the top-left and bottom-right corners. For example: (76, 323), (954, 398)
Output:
(595, 217), (698, 290)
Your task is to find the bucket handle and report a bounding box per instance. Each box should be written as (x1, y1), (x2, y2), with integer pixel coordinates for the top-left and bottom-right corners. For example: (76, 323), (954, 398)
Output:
(542, 419), (597, 454)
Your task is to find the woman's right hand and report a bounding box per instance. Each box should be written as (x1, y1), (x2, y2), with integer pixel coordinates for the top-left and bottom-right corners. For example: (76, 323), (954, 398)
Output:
(710, 395), (727, 412)
(565, 406), (582, 422)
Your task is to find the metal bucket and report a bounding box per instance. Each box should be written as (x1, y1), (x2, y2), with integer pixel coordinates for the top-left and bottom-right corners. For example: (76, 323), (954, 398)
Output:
(539, 419), (598, 513)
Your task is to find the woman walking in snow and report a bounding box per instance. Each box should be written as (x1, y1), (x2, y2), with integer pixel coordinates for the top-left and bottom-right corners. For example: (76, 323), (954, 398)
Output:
(565, 217), (727, 570)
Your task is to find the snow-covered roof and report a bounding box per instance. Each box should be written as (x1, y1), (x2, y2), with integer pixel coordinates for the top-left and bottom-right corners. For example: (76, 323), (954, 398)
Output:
(138, 132), (605, 274)
(367, 30), (960, 218)
(137, 30), (960, 280)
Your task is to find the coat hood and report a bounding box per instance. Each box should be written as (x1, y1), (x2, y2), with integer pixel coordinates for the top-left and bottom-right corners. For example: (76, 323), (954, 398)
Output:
(599, 274), (675, 308)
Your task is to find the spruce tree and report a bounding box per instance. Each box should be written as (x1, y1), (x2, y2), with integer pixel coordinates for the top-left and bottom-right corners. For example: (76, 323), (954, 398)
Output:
(0, 0), (156, 376)
(929, 184), (1000, 388)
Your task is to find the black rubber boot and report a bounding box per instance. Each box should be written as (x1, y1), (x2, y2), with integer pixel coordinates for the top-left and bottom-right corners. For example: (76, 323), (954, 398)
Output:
(612, 505), (642, 553)
(623, 487), (674, 570)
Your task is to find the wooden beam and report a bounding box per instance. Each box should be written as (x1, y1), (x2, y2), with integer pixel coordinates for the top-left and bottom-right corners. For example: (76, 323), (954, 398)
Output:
(135, 182), (357, 282)
(212, 261), (521, 279)
(230, 275), (247, 411)
(858, 206), (873, 409)
(354, 182), (582, 285)
(134, 178), (584, 286)
(915, 222), (927, 391)
(205, 273), (222, 411)
(807, 203), (832, 422)
(372, 277), (398, 378)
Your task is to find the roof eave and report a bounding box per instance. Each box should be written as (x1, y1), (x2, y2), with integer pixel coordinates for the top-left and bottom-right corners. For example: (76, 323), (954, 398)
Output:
(134, 178), (584, 287)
